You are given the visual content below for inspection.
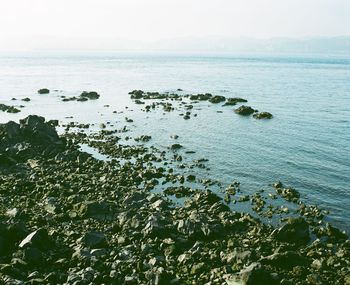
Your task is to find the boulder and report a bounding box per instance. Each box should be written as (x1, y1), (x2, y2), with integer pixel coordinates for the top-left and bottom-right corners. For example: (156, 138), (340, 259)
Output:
(38, 88), (50, 94)
(253, 112), (273, 119)
(274, 217), (310, 245)
(80, 91), (100, 100)
(234, 106), (256, 116)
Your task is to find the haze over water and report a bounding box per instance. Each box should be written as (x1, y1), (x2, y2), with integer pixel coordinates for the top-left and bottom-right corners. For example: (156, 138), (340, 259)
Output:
(0, 52), (349, 231)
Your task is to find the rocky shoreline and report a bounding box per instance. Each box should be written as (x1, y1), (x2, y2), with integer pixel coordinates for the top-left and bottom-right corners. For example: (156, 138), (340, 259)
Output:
(0, 108), (349, 284)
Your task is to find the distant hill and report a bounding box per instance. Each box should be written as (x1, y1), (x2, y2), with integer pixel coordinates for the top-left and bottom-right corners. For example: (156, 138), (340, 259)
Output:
(2, 36), (350, 55)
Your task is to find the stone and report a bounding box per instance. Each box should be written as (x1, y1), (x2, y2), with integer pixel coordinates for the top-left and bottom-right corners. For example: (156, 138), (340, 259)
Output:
(274, 217), (310, 245)
(253, 112), (273, 119)
(38, 88), (50, 94)
(234, 105), (256, 116)
(19, 228), (49, 250)
(80, 91), (100, 100)
(81, 231), (106, 248)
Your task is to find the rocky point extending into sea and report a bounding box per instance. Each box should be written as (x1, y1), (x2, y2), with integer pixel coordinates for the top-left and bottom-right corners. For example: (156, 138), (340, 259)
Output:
(0, 89), (349, 285)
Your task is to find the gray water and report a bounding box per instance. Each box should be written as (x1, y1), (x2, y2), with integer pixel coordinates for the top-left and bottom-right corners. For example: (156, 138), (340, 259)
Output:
(0, 52), (349, 230)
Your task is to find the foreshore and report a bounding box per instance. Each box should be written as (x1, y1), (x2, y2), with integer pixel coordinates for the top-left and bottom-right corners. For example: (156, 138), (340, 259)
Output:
(0, 91), (349, 284)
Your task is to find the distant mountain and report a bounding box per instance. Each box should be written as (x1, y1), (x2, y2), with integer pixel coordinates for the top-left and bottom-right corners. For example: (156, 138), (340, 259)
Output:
(2, 36), (350, 55)
(144, 36), (350, 55)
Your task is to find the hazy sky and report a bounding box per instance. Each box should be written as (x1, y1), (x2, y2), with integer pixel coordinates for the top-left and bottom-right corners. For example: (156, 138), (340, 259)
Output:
(1, 0), (349, 50)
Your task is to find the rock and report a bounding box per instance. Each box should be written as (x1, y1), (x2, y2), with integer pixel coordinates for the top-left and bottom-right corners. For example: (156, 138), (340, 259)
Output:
(0, 103), (20, 113)
(81, 231), (106, 248)
(253, 112), (273, 119)
(227, 262), (279, 285)
(23, 247), (43, 265)
(170, 144), (183, 150)
(325, 224), (348, 240)
(223, 97), (248, 106)
(209, 95), (226, 103)
(234, 105), (256, 116)
(80, 91), (100, 100)
(274, 217), (310, 245)
(19, 228), (50, 250)
(21, 98), (31, 102)
(260, 251), (309, 269)
(275, 187), (300, 202)
(76, 201), (117, 220)
(129, 90), (144, 99)
(38, 88), (50, 94)
(189, 93), (212, 101)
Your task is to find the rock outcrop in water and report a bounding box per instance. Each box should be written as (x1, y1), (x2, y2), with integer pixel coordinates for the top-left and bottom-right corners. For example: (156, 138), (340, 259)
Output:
(0, 115), (348, 284)
(253, 112), (273, 119)
(234, 105), (256, 116)
(37, 88), (50, 94)
(0, 103), (20, 113)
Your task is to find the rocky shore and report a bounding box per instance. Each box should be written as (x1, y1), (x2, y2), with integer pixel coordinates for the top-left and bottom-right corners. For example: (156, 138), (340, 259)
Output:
(0, 111), (349, 284)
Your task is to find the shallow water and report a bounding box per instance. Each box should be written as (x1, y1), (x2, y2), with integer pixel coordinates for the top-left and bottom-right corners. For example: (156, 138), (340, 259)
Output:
(0, 52), (349, 231)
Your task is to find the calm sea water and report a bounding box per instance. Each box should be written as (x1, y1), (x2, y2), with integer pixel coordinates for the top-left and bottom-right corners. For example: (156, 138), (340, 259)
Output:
(0, 52), (349, 231)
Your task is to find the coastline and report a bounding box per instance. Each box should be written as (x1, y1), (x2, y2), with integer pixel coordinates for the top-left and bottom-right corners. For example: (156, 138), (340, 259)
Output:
(0, 89), (349, 284)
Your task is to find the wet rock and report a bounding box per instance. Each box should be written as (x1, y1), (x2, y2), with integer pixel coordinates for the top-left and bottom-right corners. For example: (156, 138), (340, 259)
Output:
(80, 91), (100, 100)
(223, 97), (248, 106)
(209, 95), (226, 103)
(0, 103), (21, 113)
(274, 217), (310, 245)
(253, 112), (273, 119)
(275, 187), (300, 202)
(129, 90), (144, 99)
(38, 88), (50, 94)
(234, 105), (256, 116)
(170, 143), (183, 150)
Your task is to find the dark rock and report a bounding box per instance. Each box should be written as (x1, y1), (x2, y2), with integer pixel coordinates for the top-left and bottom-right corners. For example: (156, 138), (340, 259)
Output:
(129, 90), (144, 99)
(253, 112), (273, 119)
(260, 251), (309, 269)
(209, 95), (226, 103)
(227, 262), (279, 285)
(234, 105), (256, 116)
(170, 144), (183, 150)
(81, 231), (106, 248)
(274, 217), (310, 245)
(38, 88), (50, 94)
(19, 228), (50, 250)
(80, 91), (100, 100)
(189, 93), (212, 101)
(223, 97), (248, 106)
(0, 103), (20, 113)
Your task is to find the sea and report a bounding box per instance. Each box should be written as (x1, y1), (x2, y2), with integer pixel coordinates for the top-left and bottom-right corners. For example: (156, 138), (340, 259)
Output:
(0, 52), (349, 232)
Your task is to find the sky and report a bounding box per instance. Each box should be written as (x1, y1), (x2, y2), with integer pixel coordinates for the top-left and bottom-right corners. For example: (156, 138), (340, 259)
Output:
(0, 0), (350, 51)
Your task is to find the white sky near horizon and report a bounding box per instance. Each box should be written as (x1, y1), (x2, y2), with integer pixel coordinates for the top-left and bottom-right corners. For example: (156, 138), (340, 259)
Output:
(0, 0), (349, 51)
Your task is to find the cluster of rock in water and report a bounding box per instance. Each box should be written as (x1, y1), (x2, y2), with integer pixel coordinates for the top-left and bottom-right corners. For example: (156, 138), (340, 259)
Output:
(129, 90), (273, 120)
(0, 111), (349, 285)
